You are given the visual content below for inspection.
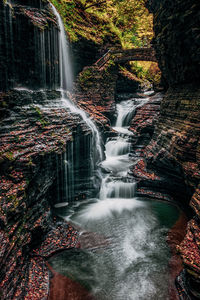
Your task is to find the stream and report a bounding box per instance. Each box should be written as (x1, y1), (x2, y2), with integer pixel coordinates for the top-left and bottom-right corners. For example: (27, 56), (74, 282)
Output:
(49, 95), (181, 300)
(48, 6), (182, 300)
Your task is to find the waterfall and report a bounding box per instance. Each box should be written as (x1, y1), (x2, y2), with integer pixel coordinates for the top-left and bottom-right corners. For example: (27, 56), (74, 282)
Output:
(114, 98), (148, 134)
(49, 94), (179, 300)
(50, 5), (73, 93)
(106, 137), (131, 156)
(115, 100), (135, 127)
(50, 4), (103, 204)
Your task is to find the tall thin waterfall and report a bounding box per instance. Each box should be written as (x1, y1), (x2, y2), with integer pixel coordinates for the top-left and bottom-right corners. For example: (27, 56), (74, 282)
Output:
(51, 4), (102, 162)
(50, 4), (103, 204)
(50, 5), (73, 93)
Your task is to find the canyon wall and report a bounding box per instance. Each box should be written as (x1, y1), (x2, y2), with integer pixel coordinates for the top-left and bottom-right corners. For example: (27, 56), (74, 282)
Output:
(0, 0), (199, 299)
(0, 0), (59, 91)
(0, 1), (94, 298)
(135, 0), (200, 298)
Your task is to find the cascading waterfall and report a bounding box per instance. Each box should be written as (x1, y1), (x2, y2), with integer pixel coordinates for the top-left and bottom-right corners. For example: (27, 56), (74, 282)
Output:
(51, 5), (103, 160)
(99, 97), (139, 202)
(50, 94), (181, 299)
(105, 137), (131, 156)
(50, 4), (103, 205)
(114, 98), (148, 135)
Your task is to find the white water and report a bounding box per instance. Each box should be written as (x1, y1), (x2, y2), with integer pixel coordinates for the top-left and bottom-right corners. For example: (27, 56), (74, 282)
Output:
(115, 98), (149, 127)
(106, 137), (131, 156)
(49, 6), (178, 298)
(54, 202), (68, 208)
(77, 198), (144, 220)
(51, 94), (179, 299)
(115, 100), (135, 127)
(50, 5), (73, 93)
(95, 97), (140, 212)
(51, 4), (103, 162)
(50, 4), (103, 204)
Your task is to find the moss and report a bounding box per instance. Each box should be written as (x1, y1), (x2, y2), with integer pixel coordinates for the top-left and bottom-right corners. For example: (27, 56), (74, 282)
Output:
(50, 0), (153, 48)
(32, 106), (42, 117)
(31, 106), (49, 128)
(1, 101), (7, 108)
(27, 158), (33, 167)
(5, 152), (15, 161)
(39, 118), (49, 128)
(79, 68), (94, 88)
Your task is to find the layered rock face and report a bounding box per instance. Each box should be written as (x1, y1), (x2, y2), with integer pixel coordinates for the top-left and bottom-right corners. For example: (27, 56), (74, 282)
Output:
(75, 64), (117, 125)
(0, 91), (91, 298)
(146, 0), (200, 88)
(0, 92), (85, 299)
(133, 0), (200, 298)
(0, 0), (59, 91)
(0, 1), (99, 298)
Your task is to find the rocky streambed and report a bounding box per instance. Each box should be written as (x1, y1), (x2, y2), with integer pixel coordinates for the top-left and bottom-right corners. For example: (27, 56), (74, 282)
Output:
(0, 0), (200, 299)
(46, 92), (188, 300)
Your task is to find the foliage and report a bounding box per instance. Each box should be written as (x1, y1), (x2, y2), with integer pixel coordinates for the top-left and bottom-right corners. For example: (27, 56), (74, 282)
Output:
(50, 0), (158, 83)
(4, 151), (15, 161)
(130, 61), (161, 85)
(79, 67), (95, 89)
(50, 0), (153, 49)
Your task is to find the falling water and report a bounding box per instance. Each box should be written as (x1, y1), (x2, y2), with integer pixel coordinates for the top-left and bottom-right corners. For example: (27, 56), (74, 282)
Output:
(50, 5), (73, 93)
(114, 98), (148, 135)
(40, 30), (46, 88)
(49, 4), (103, 206)
(50, 92), (181, 299)
(49, 4), (180, 300)
(106, 137), (131, 156)
(51, 4), (103, 163)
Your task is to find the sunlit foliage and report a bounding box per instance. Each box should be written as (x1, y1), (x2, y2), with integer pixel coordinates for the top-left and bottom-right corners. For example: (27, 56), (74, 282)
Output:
(51, 0), (153, 49)
(50, 0), (160, 83)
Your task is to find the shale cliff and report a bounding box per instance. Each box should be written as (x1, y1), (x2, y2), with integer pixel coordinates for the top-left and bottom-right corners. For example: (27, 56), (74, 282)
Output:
(0, 0), (200, 299)
(0, 1), (100, 298)
(0, 0), (60, 91)
(132, 0), (200, 298)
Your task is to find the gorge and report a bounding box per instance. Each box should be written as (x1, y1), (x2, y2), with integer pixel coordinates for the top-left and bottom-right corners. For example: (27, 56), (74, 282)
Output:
(0, 0), (200, 299)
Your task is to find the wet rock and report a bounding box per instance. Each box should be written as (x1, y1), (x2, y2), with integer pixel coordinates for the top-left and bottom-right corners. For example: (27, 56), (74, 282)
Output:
(0, 0), (59, 91)
(129, 92), (162, 146)
(0, 89), (91, 299)
(134, 1), (200, 295)
(71, 37), (100, 76)
(116, 67), (141, 95)
(131, 80), (200, 299)
(146, 0), (200, 88)
(74, 65), (117, 127)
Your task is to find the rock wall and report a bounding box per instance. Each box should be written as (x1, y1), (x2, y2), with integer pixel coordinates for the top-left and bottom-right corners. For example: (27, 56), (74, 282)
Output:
(0, 0), (59, 91)
(146, 0), (200, 88)
(134, 0), (200, 298)
(74, 64), (117, 125)
(0, 1), (98, 298)
(0, 87), (92, 298)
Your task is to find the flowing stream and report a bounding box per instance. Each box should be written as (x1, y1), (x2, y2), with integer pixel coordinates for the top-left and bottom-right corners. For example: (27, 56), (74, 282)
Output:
(49, 6), (182, 300)
(50, 94), (181, 299)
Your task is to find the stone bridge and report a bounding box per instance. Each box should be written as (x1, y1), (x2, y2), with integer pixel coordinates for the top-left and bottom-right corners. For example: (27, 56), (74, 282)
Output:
(95, 47), (157, 69)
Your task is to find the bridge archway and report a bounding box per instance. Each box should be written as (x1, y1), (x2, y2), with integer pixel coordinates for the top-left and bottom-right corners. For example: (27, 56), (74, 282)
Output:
(95, 47), (157, 69)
